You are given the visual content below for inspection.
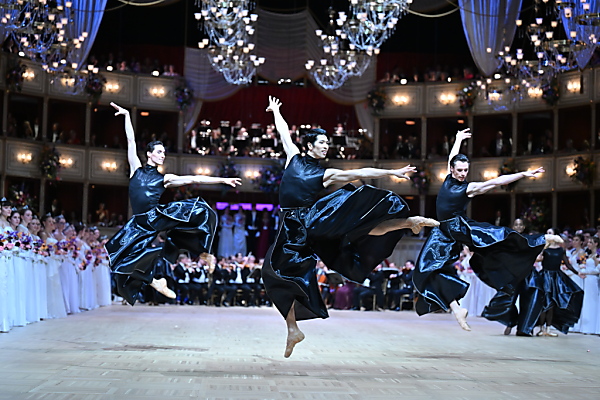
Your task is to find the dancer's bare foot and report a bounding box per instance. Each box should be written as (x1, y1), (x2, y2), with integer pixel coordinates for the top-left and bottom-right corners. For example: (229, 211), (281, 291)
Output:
(544, 234), (563, 248)
(284, 329), (305, 358)
(150, 278), (176, 299)
(453, 307), (471, 331)
(407, 216), (439, 234)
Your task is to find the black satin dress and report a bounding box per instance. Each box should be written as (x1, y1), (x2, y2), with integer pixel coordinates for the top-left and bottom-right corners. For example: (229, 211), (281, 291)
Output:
(262, 154), (410, 321)
(481, 267), (545, 336)
(414, 175), (545, 315)
(105, 165), (217, 305)
(539, 247), (583, 334)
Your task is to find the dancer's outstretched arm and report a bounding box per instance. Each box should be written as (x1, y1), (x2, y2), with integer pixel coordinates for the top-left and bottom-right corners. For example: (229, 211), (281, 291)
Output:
(466, 167), (544, 197)
(447, 128), (471, 174)
(266, 96), (299, 166)
(111, 102), (141, 177)
(323, 165), (416, 188)
(164, 174), (242, 188)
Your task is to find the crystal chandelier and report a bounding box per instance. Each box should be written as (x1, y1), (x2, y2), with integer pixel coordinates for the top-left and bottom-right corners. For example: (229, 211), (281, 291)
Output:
(196, 0), (263, 85)
(336, 0), (412, 52)
(306, 8), (378, 90)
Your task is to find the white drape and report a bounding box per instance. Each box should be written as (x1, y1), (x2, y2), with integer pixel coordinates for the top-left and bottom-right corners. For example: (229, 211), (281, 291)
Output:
(67, 0), (108, 71)
(459, 0), (522, 77)
(183, 7), (378, 131)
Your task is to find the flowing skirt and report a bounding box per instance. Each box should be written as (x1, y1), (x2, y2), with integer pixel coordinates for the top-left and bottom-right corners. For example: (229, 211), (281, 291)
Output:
(542, 270), (583, 334)
(262, 184), (410, 321)
(414, 216), (545, 315)
(94, 261), (113, 307)
(482, 269), (545, 335)
(79, 263), (98, 311)
(106, 198), (217, 305)
(60, 257), (80, 314)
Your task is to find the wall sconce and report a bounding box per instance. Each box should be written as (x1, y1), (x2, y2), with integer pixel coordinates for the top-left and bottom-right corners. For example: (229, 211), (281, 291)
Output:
(439, 93), (456, 105)
(150, 87), (166, 98)
(438, 171), (447, 181)
(565, 163), (575, 176)
(102, 161), (118, 172)
(105, 82), (120, 93)
(60, 76), (77, 88)
(392, 95), (409, 106)
(483, 170), (498, 179)
(196, 167), (212, 175)
(527, 87), (543, 98)
(157, 165), (164, 173)
(22, 70), (35, 81)
(17, 152), (32, 164)
(245, 170), (260, 179)
(488, 91), (502, 102)
(59, 157), (73, 168)
(566, 79), (581, 93)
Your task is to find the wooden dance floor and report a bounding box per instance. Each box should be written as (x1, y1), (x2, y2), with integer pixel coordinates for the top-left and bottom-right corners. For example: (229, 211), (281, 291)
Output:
(1, 305), (598, 400)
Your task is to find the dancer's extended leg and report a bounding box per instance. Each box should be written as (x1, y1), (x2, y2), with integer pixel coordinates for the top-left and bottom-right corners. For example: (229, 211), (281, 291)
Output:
(284, 301), (305, 358)
(369, 216), (439, 236)
(449, 300), (471, 331)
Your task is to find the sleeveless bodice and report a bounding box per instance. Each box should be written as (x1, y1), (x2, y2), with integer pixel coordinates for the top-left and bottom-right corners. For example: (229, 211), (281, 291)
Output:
(279, 154), (325, 208)
(436, 174), (470, 220)
(542, 247), (565, 271)
(129, 165), (165, 214)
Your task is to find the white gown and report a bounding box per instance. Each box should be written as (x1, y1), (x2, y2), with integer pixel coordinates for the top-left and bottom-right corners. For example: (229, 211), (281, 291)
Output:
(579, 258), (599, 334)
(217, 214), (235, 258)
(0, 253), (13, 332)
(232, 213), (247, 256)
(93, 255), (112, 307)
(45, 238), (67, 319)
(567, 250), (585, 333)
(11, 248), (28, 327)
(78, 241), (98, 311)
(60, 255), (80, 314)
(33, 251), (49, 320)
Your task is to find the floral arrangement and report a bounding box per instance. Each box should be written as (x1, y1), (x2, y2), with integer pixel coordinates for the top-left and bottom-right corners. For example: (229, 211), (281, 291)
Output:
(174, 80), (194, 111)
(0, 231), (42, 252)
(85, 73), (106, 104)
(8, 183), (38, 210)
(39, 144), (61, 180)
(410, 167), (431, 194)
(520, 198), (549, 233)
(252, 162), (284, 193)
(5, 59), (26, 92)
(499, 158), (518, 191)
(219, 156), (240, 179)
(457, 83), (477, 114)
(367, 86), (387, 114)
(570, 156), (595, 187)
(541, 78), (560, 106)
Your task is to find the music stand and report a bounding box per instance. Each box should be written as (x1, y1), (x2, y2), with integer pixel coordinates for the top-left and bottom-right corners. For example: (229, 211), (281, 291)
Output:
(221, 126), (232, 136)
(325, 271), (343, 286)
(249, 128), (263, 137)
(234, 138), (248, 150)
(332, 135), (347, 147)
(260, 138), (275, 148)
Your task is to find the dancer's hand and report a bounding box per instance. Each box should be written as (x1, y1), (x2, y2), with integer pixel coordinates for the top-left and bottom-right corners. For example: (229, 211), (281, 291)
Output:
(456, 128), (471, 141)
(266, 96), (281, 113)
(223, 177), (242, 187)
(110, 102), (129, 116)
(522, 167), (545, 178)
(392, 165), (417, 180)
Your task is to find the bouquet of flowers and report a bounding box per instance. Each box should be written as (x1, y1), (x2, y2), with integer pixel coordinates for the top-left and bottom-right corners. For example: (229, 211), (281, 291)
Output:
(541, 78), (560, 106)
(367, 86), (387, 114)
(85, 73), (106, 104)
(8, 183), (38, 210)
(175, 81), (194, 111)
(458, 83), (477, 114)
(252, 162), (284, 193)
(39, 145), (61, 180)
(499, 158), (518, 191)
(520, 198), (549, 233)
(410, 167), (431, 194)
(5, 59), (26, 92)
(571, 156), (595, 187)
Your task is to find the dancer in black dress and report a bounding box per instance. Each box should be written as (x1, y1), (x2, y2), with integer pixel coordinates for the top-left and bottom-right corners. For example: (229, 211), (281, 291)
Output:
(262, 96), (438, 357)
(414, 128), (562, 330)
(105, 103), (241, 305)
(536, 241), (583, 336)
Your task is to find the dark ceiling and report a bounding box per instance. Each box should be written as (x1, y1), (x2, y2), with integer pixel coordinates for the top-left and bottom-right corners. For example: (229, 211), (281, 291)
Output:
(94, 0), (469, 58)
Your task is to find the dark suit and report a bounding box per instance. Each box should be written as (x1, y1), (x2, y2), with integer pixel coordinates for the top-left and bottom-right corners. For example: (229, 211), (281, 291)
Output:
(353, 270), (385, 310)
(173, 263), (192, 304)
(245, 210), (260, 255)
(388, 269), (415, 309)
(225, 265), (252, 306)
(208, 266), (227, 306)
(189, 266), (209, 304)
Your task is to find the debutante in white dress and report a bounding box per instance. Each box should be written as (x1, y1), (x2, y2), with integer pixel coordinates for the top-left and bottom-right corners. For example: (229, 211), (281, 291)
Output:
(232, 213), (247, 256)
(0, 243), (13, 332)
(92, 247), (112, 307)
(567, 249), (586, 332)
(45, 237), (67, 319)
(579, 256), (599, 334)
(32, 239), (49, 321)
(217, 214), (235, 258)
(60, 249), (80, 315)
(78, 241), (98, 311)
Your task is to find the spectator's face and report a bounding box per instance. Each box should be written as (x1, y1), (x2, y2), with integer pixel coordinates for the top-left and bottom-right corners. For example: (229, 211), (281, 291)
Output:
(512, 219), (525, 233)
(22, 209), (33, 224)
(9, 213), (20, 227)
(572, 236), (582, 248)
(1, 205), (11, 218)
(28, 219), (41, 234)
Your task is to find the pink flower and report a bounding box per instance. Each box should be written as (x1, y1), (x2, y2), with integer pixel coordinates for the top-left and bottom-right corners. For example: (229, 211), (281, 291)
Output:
(6, 243), (14, 250)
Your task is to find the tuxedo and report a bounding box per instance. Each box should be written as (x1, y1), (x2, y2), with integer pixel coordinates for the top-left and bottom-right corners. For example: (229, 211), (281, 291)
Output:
(353, 270), (385, 310)
(208, 266), (227, 306)
(173, 263), (192, 304)
(224, 264), (252, 306)
(245, 210), (260, 255)
(189, 266), (209, 304)
(388, 269), (415, 309)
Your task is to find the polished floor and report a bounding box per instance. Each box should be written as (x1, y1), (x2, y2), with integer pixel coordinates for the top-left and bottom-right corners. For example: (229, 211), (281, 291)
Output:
(0, 304), (598, 400)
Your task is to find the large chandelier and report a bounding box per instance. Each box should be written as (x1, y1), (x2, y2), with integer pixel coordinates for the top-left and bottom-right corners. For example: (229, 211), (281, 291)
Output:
(306, 8), (377, 90)
(336, 0), (411, 52)
(195, 0), (263, 85)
